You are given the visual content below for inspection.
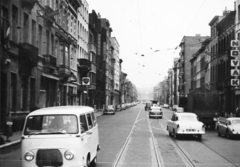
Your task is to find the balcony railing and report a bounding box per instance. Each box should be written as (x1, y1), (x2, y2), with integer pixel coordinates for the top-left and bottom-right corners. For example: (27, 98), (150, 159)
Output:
(78, 58), (91, 72)
(22, 0), (37, 9)
(19, 43), (39, 75)
(43, 54), (57, 73)
(59, 65), (71, 77)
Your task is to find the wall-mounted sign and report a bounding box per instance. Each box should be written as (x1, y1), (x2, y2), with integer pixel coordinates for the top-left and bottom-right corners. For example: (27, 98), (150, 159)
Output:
(231, 40), (240, 87)
(231, 79), (240, 86)
(231, 60), (239, 66)
(231, 69), (240, 76)
(82, 77), (90, 85)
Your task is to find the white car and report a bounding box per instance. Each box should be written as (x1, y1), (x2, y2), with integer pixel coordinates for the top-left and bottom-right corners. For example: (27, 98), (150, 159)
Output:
(149, 106), (163, 119)
(167, 112), (205, 140)
(163, 104), (169, 108)
(216, 117), (240, 139)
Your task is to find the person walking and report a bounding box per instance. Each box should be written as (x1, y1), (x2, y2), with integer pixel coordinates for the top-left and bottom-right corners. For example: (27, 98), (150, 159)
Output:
(236, 106), (240, 117)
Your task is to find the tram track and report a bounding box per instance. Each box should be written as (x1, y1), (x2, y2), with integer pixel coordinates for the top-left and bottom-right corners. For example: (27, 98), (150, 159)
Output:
(155, 118), (240, 167)
(112, 108), (163, 167)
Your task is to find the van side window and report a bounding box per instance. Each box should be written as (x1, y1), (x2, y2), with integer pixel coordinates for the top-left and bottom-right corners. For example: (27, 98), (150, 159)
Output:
(80, 115), (88, 133)
(86, 113), (93, 129)
(91, 112), (96, 126)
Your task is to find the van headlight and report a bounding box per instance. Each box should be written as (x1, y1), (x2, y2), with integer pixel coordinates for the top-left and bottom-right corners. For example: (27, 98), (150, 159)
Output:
(64, 150), (74, 160)
(25, 151), (34, 161)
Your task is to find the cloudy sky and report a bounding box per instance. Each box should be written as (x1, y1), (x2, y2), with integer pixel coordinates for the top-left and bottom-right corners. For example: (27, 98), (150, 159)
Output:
(86, 0), (235, 92)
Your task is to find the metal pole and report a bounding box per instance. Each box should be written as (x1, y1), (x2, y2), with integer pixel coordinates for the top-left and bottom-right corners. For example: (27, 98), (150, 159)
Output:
(0, 0), (2, 131)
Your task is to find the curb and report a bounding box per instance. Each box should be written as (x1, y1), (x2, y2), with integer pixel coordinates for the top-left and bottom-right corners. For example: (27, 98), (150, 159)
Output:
(0, 111), (103, 150)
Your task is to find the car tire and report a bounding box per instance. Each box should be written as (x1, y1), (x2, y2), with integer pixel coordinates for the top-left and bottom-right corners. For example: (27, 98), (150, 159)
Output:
(90, 156), (97, 167)
(86, 157), (91, 167)
(168, 129), (172, 137)
(197, 134), (202, 141)
(217, 129), (221, 137)
(226, 130), (231, 139)
(173, 130), (178, 139)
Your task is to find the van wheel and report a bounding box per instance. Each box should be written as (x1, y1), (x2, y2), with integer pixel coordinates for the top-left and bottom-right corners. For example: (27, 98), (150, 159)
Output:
(90, 156), (97, 167)
(86, 157), (90, 167)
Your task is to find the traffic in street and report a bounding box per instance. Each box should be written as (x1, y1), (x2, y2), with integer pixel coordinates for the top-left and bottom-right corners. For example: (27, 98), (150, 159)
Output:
(1, 104), (240, 167)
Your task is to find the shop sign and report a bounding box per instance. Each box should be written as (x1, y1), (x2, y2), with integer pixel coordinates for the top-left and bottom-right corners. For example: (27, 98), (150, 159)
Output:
(230, 40), (240, 86)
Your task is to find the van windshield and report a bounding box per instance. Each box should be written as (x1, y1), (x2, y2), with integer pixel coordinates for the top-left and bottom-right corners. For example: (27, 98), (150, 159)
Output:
(24, 115), (79, 135)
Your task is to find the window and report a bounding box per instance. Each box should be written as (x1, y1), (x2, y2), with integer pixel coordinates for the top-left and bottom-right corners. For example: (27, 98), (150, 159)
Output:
(51, 34), (54, 55)
(80, 115), (88, 133)
(23, 13), (29, 43)
(10, 73), (17, 111)
(86, 113), (93, 129)
(38, 25), (42, 54)
(21, 75), (28, 111)
(46, 30), (50, 54)
(238, 5), (240, 22)
(32, 20), (36, 46)
(12, 5), (18, 42)
(91, 112), (96, 126)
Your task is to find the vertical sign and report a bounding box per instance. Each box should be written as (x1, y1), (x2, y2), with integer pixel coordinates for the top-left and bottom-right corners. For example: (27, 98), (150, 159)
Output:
(231, 40), (240, 87)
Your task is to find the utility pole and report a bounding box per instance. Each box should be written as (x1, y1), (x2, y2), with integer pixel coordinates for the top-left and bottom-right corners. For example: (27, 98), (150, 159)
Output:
(0, 0), (2, 131)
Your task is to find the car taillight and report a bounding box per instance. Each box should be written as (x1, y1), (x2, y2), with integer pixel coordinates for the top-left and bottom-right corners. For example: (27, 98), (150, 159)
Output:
(202, 125), (205, 131)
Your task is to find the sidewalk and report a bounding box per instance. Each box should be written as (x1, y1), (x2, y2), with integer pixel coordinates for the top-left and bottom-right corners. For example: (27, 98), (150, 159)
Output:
(0, 110), (103, 150)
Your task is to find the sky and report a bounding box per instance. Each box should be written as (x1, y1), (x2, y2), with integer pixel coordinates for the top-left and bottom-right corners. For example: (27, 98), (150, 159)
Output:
(86, 0), (235, 93)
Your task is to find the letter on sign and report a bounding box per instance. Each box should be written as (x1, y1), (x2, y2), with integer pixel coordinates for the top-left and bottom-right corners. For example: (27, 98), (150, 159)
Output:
(231, 40), (240, 47)
(231, 50), (239, 57)
(231, 79), (240, 86)
(231, 69), (240, 76)
(231, 60), (239, 66)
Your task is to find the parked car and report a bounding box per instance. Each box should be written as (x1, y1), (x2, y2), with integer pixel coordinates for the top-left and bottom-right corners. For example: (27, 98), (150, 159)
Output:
(163, 104), (169, 108)
(21, 106), (100, 167)
(103, 105), (116, 115)
(167, 112), (205, 140)
(216, 117), (240, 139)
(149, 106), (163, 119)
(176, 107), (184, 113)
(172, 105), (178, 111)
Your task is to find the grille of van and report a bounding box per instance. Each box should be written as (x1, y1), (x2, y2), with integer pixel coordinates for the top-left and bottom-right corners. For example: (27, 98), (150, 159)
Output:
(36, 149), (63, 166)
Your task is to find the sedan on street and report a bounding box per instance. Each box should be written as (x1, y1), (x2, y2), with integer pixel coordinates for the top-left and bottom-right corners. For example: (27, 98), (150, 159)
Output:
(216, 117), (240, 139)
(103, 105), (116, 115)
(149, 106), (163, 119)
(167, 112), (205, 140)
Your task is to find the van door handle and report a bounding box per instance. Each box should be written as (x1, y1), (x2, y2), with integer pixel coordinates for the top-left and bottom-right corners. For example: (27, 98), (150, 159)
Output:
(87, 131), (92, 135)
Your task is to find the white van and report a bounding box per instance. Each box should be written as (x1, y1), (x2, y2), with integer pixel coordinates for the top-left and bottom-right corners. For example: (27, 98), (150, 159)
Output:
(21, 106), (100, 167)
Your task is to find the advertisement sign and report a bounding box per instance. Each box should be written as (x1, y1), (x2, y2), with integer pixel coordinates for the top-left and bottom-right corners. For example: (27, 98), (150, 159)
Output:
(82, 77), (90, 85)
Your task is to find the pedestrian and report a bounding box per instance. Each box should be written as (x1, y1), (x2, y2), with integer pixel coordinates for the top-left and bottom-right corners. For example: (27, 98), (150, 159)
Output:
(236, 106), (240, 117)
(5, 112), (13, 142)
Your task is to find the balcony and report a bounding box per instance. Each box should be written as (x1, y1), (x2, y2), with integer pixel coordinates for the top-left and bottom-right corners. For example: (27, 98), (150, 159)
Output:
(22, 0), (37, 10)
(19, 43), (39, 75)
(78, 58), (91, 72)
(59, 65), (71, 77)
(68, 0), (82, 8)
(43, 54), (57, 74)
(88, 43), (97, 53)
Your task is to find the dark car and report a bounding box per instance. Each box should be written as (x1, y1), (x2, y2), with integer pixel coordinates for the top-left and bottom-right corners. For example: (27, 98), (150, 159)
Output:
(145, 102), (152, 111)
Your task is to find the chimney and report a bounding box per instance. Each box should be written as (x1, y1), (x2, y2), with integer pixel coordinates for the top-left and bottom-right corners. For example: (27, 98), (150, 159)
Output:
(98, 13), (101, 18)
